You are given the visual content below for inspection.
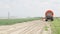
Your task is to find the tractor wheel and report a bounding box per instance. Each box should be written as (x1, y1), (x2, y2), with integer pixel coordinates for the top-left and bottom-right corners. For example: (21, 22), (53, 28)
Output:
(51, 18), (53, 21)
(45, 19), (48, 21)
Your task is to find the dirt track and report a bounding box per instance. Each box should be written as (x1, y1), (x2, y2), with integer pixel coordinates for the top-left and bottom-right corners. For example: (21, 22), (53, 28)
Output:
(0, 20), (51, 34)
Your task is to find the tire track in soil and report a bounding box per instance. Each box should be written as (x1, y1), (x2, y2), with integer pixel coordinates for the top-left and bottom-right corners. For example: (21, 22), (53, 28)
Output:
(8, 20), (41, 34)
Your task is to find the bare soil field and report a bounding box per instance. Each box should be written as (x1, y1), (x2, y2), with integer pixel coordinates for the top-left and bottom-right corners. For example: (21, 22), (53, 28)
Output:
(0, 20), (51, 34)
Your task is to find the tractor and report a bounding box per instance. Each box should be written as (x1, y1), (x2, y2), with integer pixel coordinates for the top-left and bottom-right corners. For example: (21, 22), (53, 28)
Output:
(45, 10), (54, 21)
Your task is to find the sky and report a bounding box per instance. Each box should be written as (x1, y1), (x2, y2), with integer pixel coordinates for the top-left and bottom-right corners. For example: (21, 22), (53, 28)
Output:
(0, 0), (60, 18)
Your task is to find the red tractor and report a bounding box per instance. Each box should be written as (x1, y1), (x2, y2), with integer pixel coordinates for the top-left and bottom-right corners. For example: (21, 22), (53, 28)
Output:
(45, 10), (54, 21)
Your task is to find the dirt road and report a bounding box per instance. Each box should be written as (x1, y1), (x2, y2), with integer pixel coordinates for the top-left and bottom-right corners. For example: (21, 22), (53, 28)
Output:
(0, 20), (51, 34)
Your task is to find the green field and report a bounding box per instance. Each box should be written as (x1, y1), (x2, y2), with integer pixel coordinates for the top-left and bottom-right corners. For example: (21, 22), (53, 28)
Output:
(0, 17), (40, 25)
(51, 18), (60, 34)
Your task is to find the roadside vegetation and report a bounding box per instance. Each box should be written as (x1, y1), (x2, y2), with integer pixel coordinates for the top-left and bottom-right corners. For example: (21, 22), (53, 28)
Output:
(0, 17), (40, 25)
(51, 18), (60, 34)
(44, 26), (49, 31)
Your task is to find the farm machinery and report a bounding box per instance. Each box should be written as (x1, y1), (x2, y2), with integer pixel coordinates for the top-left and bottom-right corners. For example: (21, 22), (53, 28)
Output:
(45, 10), (54, 21)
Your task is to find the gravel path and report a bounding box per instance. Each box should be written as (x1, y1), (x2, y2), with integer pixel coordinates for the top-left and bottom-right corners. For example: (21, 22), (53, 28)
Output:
(0, 20), (51, 34)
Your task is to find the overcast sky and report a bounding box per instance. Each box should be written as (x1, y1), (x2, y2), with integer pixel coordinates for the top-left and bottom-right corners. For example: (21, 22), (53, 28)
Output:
(0, 0), (60, 18)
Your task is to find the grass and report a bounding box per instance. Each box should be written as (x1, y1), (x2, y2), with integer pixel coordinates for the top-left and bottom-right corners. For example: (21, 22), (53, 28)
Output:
(0, 17), (40, 25)
(51, 18), (60, 34)
(44, 26), (49, 31)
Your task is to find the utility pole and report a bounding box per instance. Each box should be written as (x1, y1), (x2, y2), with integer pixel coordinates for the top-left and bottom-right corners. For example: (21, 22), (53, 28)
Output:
(8, 11), (10, 19)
